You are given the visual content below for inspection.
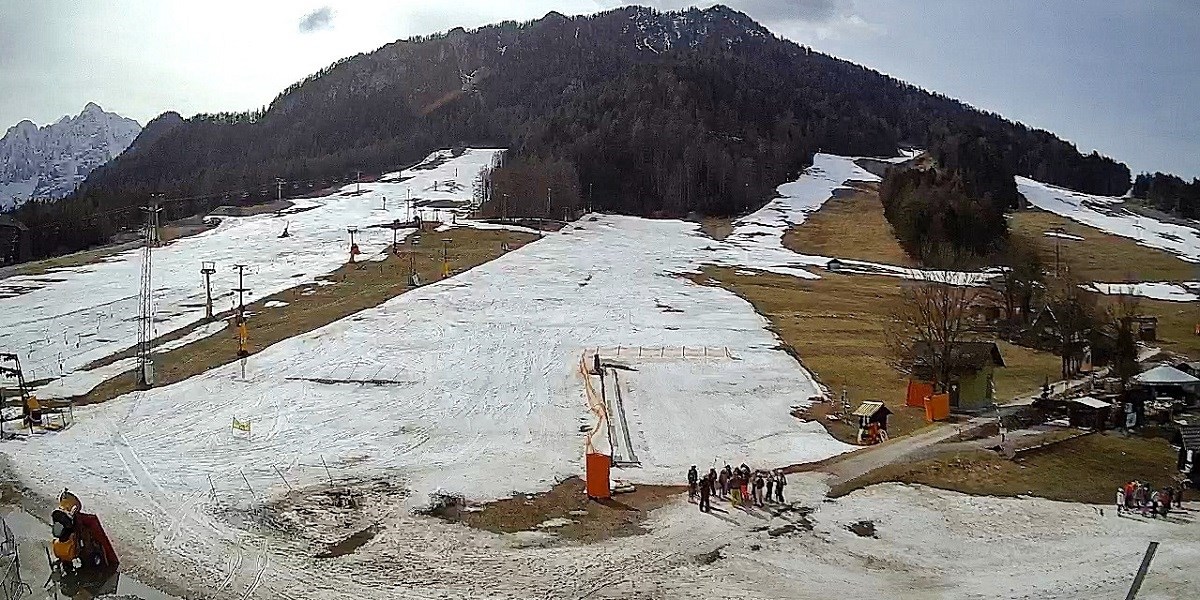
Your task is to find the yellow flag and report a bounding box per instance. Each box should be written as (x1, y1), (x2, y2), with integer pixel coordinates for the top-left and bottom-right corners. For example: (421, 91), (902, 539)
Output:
(232, 418), (251, 433)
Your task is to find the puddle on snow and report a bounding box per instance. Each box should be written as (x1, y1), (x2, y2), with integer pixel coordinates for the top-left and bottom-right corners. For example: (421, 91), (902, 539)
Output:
(1, 505), (181, 600)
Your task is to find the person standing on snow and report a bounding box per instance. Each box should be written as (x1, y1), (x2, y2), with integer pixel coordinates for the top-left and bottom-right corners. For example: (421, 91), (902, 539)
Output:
(730, 471), (744, 507)
(698, 473), (712, 513)
(687, 466), (699, 501)
(766, 472), (775, 503)
(1115, 488), (1125, 514)
(734, 470), (744, 508)
(753, 472), (766, 507)
(717, 468), (730, 499)
(707, 468), (718, 497)
(775, 470), (787, 504)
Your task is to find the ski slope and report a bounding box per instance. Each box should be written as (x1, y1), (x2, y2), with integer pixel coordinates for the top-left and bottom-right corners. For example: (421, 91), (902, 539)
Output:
(4, 214), (853, 599)
(1018, 176), (1200, 264)
(715, 154), (879, 279)
(0, 149), (501, 387)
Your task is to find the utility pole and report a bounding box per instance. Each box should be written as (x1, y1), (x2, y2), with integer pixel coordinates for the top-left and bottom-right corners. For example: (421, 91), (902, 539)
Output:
(502, 193), (509, 222)
(382, 195), (387, 211)
(347, 227), (359, 263)
(1125, 541), (1159, 600)
(547, 187), (552, 218)
(1052, 225), (1066, 278)
(201, 261), (216, 320)
(392, 219), (401, 254)
(233, 264), (250, 357)
(356, 170), (362, 194)
(441, 238), (452, 279)
(137, 200), (162, 387)
(276, 178), (284, 203)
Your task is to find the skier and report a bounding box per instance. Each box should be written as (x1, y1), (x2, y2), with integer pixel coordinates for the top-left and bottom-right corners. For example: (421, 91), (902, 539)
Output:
(775, 470), (787, 504)
(687, 466), (699, 501)
(698, 474), (712, 513)
(753, 472), (766, 507)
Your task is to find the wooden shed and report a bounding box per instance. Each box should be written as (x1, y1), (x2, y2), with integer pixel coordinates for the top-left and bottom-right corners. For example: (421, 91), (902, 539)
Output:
(909, 341), (1006, 411)
(1066, 396), (1111, 430)
(1173, 425), (1200, 484)
(852, 401), (891, 445)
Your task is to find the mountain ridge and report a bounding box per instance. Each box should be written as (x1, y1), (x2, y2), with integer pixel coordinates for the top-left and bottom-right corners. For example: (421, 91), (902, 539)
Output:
(16, 4), (1131, 260)
(0, 104), (140, 209)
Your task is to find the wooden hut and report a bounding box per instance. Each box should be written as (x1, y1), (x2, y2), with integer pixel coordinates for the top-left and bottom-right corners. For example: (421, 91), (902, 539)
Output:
(852, 401), (891, 445)
(1066, 396), (1111, 430)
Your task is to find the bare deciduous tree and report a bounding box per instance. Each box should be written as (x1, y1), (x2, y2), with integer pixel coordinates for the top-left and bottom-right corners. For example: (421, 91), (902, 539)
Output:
(1044, 275), (1097, 379)
(1105, 290), (1142, 391)
(888, 270), (982, 392)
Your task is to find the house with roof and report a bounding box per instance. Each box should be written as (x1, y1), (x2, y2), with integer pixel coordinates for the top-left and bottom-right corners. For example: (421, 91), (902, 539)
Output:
(1173, 425), (1200, 483)
(1134, 364), (1200, 404)
(1066, 395), (1111, 430)
(909, 341), (1006, 412)
(0, 215), (29, 265)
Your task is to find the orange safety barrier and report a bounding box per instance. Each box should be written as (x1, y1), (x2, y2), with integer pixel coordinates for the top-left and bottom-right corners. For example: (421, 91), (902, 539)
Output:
(585, 453), (611, 499)
(906, 380), (934, 408)
(925, 393), (951, 422)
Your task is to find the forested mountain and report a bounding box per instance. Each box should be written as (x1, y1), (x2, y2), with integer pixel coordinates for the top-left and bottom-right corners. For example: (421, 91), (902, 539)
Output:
(11, 4), (1131, 260)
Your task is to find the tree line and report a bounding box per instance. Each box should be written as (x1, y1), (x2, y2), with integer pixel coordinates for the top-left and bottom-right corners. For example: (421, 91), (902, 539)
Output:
(1132, 172), (1200, 219)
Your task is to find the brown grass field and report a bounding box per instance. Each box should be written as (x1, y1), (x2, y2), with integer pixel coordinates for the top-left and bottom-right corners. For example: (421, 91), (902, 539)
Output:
(829, 432), (1181, 504)
(1010, 209), (1200, 359)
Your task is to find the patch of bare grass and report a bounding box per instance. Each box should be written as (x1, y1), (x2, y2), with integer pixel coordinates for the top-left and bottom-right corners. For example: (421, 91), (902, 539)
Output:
(830, 432), (1179, 503)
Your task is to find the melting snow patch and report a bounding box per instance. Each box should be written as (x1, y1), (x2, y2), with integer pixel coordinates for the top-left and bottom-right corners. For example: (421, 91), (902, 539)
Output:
(1019, 176), (1200, 263)
(1085, 281), (1200, 302)
(264, 300), (290, 308)
(1043, 230), (1085, 241)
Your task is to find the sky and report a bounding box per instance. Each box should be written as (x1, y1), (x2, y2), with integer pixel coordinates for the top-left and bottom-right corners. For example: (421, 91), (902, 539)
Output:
(1, 0), (1196, 179)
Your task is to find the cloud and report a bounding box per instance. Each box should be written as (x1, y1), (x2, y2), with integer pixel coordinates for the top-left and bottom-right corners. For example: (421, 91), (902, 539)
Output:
(298, 6), (335, 33)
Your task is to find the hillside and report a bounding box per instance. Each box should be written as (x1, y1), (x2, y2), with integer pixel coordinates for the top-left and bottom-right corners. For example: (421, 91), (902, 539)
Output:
(0, 103), (140, 208)
(14, 4), (1130, 260)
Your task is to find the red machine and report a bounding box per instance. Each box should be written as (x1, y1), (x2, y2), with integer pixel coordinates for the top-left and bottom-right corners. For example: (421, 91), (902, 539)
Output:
(50, 490), (118, 572)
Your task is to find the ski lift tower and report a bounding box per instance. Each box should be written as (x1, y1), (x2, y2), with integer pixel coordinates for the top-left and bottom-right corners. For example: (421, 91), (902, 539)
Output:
(138, 201), (162, 387)
(201, 261), (217, 320)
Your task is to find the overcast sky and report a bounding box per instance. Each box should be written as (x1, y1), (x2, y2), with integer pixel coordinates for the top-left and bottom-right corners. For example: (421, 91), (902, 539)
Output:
(2, 0), (1195, 178)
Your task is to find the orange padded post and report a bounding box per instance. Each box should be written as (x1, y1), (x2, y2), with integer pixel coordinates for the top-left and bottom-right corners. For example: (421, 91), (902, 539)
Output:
(585, 453), (611, 499)
(925, 393), (951, 422)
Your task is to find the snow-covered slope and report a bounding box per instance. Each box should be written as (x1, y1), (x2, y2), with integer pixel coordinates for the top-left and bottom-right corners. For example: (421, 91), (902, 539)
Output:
(1018, 176), (1200, 264)
(0, 103), (140, 208)
(0, 149), (501, 389)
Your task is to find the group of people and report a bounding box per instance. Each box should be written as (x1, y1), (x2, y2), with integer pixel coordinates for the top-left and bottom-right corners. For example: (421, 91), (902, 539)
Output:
(687, 464), (787, 513)
(1117, 480), (1183, 518)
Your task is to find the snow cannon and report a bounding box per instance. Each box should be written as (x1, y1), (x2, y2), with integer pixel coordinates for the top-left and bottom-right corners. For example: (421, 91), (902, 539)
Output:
(50, 489), (118, 572)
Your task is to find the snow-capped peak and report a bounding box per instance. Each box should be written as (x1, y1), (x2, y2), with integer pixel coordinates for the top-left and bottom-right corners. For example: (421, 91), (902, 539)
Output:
(0, 104), (141, 209)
